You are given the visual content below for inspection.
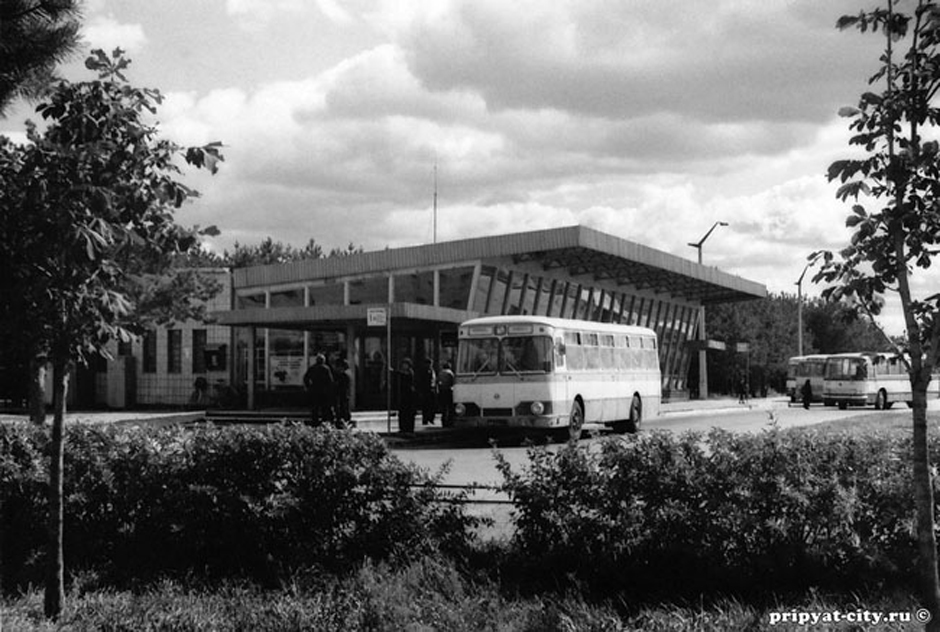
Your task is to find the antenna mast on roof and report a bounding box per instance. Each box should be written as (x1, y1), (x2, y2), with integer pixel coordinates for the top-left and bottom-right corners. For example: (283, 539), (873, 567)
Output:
(432, 159), (438, 243)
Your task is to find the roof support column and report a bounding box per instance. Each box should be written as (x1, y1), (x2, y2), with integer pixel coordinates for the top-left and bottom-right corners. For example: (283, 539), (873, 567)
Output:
(697, 305), (708, 400)
(247, 326), (256, 410)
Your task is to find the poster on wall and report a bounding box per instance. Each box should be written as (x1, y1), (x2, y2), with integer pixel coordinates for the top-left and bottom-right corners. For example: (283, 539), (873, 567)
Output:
(270, 355), (305, 386)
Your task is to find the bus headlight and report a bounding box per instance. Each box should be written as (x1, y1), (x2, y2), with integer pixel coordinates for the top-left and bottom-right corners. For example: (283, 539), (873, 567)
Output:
(530, 401), (545, 415)
(454, 403), (466, 416)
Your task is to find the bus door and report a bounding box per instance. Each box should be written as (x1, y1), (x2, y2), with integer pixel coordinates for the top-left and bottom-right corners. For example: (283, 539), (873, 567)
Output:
(826, 357), (867, 403)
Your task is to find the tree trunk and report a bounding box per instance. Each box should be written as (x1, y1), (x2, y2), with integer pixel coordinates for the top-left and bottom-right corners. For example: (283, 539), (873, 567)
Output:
(43, 355), (68, 620)
(912, 379), (940, 630)
(28, 353), (46, 424)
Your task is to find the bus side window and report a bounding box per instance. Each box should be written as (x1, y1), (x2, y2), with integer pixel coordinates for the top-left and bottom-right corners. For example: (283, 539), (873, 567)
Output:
(565, 331), (584, 371)
(554, 337), (566, 368)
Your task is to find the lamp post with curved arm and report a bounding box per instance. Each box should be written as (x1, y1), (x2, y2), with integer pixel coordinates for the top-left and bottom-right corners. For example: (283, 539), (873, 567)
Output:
(796, 263), (811, 357)
(688, 221), (728, 399)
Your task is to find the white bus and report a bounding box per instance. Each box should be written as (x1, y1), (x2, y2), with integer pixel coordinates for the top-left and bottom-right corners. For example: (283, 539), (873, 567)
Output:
(451, 316), (661, 440)
(785, 355), (828, 404)
(823, 352), (939, 410)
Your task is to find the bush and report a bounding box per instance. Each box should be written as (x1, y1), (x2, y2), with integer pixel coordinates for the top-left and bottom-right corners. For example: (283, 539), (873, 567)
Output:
(496, 424), (919, 599)
(0, 422), (481, 591)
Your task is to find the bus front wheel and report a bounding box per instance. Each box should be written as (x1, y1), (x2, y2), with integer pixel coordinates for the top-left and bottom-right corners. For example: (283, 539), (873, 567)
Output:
(566, 400), (584, 442)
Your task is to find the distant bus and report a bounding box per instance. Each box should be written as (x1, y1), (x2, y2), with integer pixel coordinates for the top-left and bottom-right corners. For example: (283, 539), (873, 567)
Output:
(823, 352), (939, 410)
(451, 316), (661, 440)
(786, 355), (828, 404)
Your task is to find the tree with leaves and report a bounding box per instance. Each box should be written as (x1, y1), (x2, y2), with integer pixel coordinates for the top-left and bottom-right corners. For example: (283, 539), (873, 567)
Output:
(0, 0), (82, 115)
(815, 2), (940, 625)
(0, 49), (223, 619)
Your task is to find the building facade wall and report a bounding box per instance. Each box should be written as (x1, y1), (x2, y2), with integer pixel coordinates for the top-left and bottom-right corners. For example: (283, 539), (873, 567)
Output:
(79, 269), (233, 408)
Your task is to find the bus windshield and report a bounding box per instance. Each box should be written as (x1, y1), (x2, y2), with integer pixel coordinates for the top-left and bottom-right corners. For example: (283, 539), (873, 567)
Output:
(500, 336), (553, 374)
(456, 336), (553, 376)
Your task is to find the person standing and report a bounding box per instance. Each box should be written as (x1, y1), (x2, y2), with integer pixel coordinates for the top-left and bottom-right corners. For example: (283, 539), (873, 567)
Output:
(303, 354), (334, 427)
(397, 358), (416, 434)
(437, 362), (455, 427)
(415, 356), (437, 425)
(334, 358), (353, 428)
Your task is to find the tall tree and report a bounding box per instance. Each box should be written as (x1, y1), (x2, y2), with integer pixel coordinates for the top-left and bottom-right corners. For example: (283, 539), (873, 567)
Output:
(815, 2), (940, 625)
(0, 0), (82, 114)
(0, 49), (223, 619)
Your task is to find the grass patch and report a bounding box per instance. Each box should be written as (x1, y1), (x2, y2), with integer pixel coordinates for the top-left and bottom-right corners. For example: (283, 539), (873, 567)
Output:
(799, 408), (940, 436)
(0, 559), (925, 632)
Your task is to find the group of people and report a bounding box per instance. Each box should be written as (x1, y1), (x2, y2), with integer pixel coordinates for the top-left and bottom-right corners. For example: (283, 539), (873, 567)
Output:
(395, 357), (455, 434)
(302, 354), (353, 428)
(303, 352), (457, 433)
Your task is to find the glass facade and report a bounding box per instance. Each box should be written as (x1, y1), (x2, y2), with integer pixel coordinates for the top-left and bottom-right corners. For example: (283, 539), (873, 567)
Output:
(228, 258), (707, 404)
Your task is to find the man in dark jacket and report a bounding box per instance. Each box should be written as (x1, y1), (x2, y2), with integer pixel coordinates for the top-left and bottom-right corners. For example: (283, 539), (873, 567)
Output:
(415, 356), (437, 425)
(303, 354), (334, 426)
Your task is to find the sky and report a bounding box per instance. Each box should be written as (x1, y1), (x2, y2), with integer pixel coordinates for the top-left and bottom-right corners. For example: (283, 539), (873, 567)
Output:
(2, 0), (932, 335)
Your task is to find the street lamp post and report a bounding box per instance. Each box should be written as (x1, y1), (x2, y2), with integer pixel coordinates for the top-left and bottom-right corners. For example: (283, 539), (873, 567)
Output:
(688, 221), (728, 400)
(795, 263), (810, 357)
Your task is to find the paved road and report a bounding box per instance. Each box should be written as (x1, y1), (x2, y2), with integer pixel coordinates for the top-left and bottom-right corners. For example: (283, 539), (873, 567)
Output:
(393, 399), (888, 487)
(391, 399), (922, 537)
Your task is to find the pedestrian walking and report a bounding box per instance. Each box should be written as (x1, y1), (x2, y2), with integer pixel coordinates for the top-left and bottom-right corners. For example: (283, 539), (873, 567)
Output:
(303, 354), (334, 427)
(801, 379), (813, 410)
(397, 357), (416, 434)
(415, 356), (437, 425)
(437, 361), (455, 427)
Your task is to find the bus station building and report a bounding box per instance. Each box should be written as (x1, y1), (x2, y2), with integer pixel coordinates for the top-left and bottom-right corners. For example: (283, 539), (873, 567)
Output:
(212, 225), (767, 411)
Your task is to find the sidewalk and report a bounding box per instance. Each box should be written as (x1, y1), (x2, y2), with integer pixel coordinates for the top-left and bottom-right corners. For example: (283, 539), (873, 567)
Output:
(0, 396), (786, 436)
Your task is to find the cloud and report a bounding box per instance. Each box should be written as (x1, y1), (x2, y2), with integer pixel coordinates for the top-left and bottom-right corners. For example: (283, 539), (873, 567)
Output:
(82, 15), (147, 53)
(225, 0), (307, 31)
(394, 0), (877, 123)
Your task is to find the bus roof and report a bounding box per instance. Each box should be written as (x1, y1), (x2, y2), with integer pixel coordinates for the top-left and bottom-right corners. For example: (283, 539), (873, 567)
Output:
(788, 354), (829, 362)
(459, 315), (657, 337)
(825, 351), (896, 360)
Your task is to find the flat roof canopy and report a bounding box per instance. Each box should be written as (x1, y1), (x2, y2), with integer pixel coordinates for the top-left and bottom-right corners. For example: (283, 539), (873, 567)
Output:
(230, 225), (766, 305)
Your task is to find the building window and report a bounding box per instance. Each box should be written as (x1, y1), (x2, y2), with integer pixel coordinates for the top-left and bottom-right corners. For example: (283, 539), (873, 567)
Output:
(270, 288), (304, 308)
(192, 329), (207, 374)
(308, 281), (344, 306)
(118, 339), (133, 356)
(167, 329), (182, 374)
(143, 331), (157, 373)
(471, 266), (496, 312)
(438, 266), (474, 309)
(237, 293), (267, 309)
(349, 276), (389, 305)
(394, 271), (434, 305)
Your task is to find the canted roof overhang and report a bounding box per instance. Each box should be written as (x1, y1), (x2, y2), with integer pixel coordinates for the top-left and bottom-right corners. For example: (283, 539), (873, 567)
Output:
(229, 224), (766, 307)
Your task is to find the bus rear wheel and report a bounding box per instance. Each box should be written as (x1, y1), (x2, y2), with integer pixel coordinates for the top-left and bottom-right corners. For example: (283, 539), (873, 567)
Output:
(612, 395), (642, 434)
(875, 389), (887, 411)
(626, 395), (642, 433)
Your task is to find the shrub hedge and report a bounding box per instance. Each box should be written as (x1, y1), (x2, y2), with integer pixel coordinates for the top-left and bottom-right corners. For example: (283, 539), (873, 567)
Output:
(495, 424), (922, 599)
(0, 422), (479, 591)
(1, 419), (934, 603)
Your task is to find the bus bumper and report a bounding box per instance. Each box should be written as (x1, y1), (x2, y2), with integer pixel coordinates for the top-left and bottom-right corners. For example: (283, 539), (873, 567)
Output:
(451, 415), (565, 429)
